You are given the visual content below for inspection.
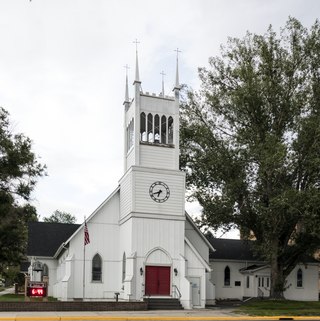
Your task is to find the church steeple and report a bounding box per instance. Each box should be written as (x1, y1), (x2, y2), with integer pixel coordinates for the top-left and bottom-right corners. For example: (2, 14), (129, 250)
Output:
(173, 48), (181, 93)
(133, 39), (141, 85)
(123, 65), (130, 106)
(123, 46), (181, 172)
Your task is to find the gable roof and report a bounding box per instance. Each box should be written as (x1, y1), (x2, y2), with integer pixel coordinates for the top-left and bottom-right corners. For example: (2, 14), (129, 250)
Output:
(206, 237), (261, 261)
(207, 237), (320, 264)
(185, 213), (215, 252)
(53, 186), (120, 258)
(27, 222), (80, 257)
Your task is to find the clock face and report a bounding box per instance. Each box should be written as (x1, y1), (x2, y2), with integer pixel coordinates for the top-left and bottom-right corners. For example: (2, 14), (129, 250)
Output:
(149, 181), (170, 203)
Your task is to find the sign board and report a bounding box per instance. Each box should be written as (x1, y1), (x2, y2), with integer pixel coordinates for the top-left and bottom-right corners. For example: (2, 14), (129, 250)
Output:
(27, 281), (47, 297)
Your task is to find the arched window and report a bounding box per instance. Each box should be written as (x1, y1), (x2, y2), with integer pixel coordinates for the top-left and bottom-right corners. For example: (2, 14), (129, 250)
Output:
(154, 114), (160, 143)
(42, 264), (48, 277)
(168, 116), (173, 144)
(161, 115), (167, 144)
(147, 113), (153, 142)
(140, 112), (147, 141)
(92, 254), (102, 282)
(122, 252), (126, 282)
(224, 266), (230, 286)
(297, 268), (303, 287)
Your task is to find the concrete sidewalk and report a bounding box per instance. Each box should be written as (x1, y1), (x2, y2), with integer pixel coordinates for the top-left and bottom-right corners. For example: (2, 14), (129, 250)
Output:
(0, 309), (320, 321)
(0, 288), (14, 297)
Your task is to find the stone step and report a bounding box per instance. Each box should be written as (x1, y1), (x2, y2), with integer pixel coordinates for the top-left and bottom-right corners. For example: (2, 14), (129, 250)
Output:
(144, 298), (184, 310)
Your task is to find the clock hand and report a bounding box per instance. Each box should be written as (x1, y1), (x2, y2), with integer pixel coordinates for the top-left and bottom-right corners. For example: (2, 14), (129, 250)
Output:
(153, 190), (162, 197)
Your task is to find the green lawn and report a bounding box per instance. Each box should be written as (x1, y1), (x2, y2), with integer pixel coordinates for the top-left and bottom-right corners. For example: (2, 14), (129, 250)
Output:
(0, 294), (57, 302)
(236, 300), (320, 316)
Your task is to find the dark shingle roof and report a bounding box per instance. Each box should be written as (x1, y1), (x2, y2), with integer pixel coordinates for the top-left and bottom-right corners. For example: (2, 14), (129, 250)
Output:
(206, 237), (261, 261)
(27, 222), (80, 257)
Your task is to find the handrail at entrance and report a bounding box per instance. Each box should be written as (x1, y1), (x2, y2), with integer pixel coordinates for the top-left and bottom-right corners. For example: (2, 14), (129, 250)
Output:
(172, 284), (182, 298)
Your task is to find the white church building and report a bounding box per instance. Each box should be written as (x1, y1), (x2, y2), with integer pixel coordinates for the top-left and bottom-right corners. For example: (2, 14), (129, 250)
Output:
(26, 51), (319, 306)
(26, 51), (216, 309)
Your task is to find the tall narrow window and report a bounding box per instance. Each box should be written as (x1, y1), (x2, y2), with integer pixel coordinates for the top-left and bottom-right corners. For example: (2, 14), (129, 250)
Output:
(246, 276), (250, 288)
(127, 119), (134, 151)
(140, 112), (147, 141)
(297, 268), (303, 287)
(161, 115), (167, 144)
(122, 253), (126, 282)
(42, 264), (48, 277)
(92, 254), (102, 282)
(154, 114), (160, 143)
(147, 113), (153, 142)
(224, 266), (230, 286)
(168, 116), (173, 144)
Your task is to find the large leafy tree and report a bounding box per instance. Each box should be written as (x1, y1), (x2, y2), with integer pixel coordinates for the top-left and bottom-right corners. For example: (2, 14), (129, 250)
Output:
(43, 210), (76, 224)
(180, 18), (320, 298)
(0, 107), (45, 272)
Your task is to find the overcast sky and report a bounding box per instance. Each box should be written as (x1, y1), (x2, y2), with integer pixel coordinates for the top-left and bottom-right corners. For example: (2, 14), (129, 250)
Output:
(1, 1), (319, 237)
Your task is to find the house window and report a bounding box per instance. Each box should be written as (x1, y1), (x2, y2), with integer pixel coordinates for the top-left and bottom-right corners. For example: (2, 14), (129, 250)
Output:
(224, 266), (230, 286)
(246, 276), (250, 288)
(297, 268), (303, 288)
(122, 252), (126, 282)
(92, 254), (102, 282)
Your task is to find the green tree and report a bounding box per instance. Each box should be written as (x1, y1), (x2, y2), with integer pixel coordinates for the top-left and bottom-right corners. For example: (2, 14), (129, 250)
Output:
(180, 18), (320, 299)
(43, 210), (76, 224)
(0, 107), (45, 272)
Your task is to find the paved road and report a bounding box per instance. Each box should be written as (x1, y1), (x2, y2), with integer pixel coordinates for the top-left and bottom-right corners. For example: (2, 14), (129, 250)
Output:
(0, 310), (320, 321)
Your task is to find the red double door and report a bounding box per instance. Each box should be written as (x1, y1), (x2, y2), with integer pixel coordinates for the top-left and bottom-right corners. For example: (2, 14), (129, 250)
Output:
(145, 266), (171, 296)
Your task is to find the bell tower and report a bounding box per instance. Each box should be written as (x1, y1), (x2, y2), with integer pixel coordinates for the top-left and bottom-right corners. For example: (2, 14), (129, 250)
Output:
(120, 46), (185, 301)
(123, 45), (181, 173)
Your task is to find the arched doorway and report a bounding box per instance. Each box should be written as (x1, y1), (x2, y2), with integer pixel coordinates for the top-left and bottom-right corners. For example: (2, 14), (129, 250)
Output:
(144, 248), (171, 296)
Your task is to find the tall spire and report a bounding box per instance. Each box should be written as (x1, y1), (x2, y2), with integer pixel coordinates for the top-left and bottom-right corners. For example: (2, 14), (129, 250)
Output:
(173, 48), (181, 91)
(123, 64), (130, 105)
(160, 71), (166, 97)
(133, 39), (141, 84)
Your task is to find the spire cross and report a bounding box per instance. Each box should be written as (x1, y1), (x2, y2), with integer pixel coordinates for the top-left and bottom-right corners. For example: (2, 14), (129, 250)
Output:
(133, 39), (140, 52)
(174, 48), (182, 59)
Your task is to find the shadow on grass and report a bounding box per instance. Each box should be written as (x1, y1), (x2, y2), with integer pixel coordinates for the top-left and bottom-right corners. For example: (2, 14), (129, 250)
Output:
(236, 299), (320, 316)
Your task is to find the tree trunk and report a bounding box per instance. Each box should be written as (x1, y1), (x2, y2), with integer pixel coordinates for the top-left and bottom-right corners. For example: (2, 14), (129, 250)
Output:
(269, 242), (285, 299)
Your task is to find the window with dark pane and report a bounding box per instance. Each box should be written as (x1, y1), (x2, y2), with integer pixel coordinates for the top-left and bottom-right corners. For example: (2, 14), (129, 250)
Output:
(92, 254), (102, 282)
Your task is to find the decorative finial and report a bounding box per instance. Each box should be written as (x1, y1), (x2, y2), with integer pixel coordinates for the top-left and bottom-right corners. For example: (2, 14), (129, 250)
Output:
(133, 39), (141, 83)
(174, 48), (181, 90)
(124, 64), (130, 103)
(160, 71), (166, 97)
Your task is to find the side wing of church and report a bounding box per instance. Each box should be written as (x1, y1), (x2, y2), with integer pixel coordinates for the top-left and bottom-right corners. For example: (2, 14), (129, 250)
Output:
(26, 51), (215, 309)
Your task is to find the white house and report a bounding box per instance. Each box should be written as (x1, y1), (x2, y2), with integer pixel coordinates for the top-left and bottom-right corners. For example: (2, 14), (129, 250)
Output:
(26, 51), (215, 309)
(207, 238), (319, 302)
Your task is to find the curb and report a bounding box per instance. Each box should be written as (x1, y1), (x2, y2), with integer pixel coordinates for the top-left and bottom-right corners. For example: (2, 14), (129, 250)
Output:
(0, 316), (320, 321)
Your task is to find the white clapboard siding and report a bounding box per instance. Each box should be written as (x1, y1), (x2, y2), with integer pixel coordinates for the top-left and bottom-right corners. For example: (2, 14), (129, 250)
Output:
(140, 144), (176, 170)
(132, 217), (185, 259)
(140, 94), (175, 114)
(133, 169), (185, 216)
(120, 172), (133, 219)
(126, 148), (135, 170)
